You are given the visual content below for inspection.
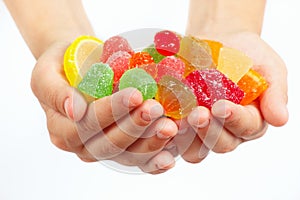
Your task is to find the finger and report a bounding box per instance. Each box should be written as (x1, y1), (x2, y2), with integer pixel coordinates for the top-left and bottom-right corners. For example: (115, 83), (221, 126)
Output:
(78, 99), (164, 160)
(177, 131), (209, 164)
(31, 43), (87, 121)
(254, 53), (288, 126)
(188, 107), (243, 153)
(76, 88), (143, 142)
(126, 117), (178, 153)
(110, 118), (178, 166)
(211, 100), (267, 140)
(139, 151), (176, 174)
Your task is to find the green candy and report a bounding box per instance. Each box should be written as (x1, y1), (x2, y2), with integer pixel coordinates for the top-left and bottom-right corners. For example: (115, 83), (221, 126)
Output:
(142, 44), (165, 63)
(78, 62), (114, 98)
(119, 68), (157, 100)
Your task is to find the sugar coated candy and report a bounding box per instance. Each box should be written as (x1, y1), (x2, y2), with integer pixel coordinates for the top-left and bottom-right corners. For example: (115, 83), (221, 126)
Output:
(185, 69), (244, 108)
(140, 63), (158, 79)
(78, 63), (114, 99)
(100, 35), (134, 63)
(156, 56), (185, 81)
(142, 44), (165, 63)
(119, 68), (157, 100)
(154, 30), (180, 56)
(217, 47), (253, 83)
(204, 40), (223, 66)
(237, 68), (268, 105)
(106, 51), (131, 85)
(178, 36), (214, 70)
(129, 52), (154, 68)
(64, 35), (103, 87)
(156, 75), (197, 119)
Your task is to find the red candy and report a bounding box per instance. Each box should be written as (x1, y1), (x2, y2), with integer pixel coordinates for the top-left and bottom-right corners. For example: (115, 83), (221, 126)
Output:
(154, 30), (180, 56)
(156, 56), (185, 81)
(129, 52), (155, 68)
(185, 69), (244, 108)
(106, 51), (131, 85)
(100, 36), (134, 63)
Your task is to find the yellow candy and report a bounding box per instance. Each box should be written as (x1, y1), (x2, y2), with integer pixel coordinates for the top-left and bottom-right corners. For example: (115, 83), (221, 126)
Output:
(217, 47), (253, 83)
(64, 35), (103, 87)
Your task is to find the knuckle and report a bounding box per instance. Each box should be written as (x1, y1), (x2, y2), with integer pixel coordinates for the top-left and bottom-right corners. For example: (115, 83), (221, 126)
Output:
(49, 134), (69, 152)
(225, 116), (242, 128)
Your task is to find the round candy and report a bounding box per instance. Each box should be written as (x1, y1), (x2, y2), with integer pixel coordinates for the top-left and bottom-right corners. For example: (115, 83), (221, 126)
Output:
(156, 75), (197, 119)
(100, 35), (134, 63)
(154, 30), (180, 56)
(106, 51), (131, 85)
(77, 63), (114, 99)
(119, 68), (157, 100)
(142, 44), (165, 63)
(129, 52), (154, 68)
(156, 56), (185, 81)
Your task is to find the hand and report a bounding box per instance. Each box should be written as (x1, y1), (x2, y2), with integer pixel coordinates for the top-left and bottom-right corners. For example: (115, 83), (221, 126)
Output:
(31, 42), (179, 174)
(173, 31), (289, 163)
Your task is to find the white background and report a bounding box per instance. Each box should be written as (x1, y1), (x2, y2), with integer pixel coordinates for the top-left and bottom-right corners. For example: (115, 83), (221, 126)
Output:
(0, 0), (299, 199)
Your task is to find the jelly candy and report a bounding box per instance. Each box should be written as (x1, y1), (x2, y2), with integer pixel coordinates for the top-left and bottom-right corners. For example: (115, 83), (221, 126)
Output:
(185, 69), (244, 108)
(184, 70), (211, 108)
(129, 52), (154, 68)
(142, 44), (165, 63)
(237, 68), (268, 105)
(156, 56), (185, 81)
(154, 30), (180, 56)
(204, 40), (223, 66)
(78, 63), (114, 99)
(155, 75), (197, 119)
(217, 47), (253, 83)
(178, 36), (214, 70)
(64, 35), (103, 87)
(119, 68), (157, 100)
(106, 51), (131, 85)
(100, 35), (134, 63)
(141, 63), (158, 79)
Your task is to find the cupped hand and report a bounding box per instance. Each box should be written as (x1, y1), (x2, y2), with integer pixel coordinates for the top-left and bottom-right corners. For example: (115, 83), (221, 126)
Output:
(174, 31), (289, 163)
(31, 42), (179, 174)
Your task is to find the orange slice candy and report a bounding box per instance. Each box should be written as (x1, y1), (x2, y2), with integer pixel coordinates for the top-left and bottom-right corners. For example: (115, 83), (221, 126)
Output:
(238, 69), (268, 105)
(64, 35), (103, 87)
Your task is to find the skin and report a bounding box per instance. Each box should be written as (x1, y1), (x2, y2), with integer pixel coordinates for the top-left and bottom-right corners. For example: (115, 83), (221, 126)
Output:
(4, 0), (289, 173)
(176, 0), (289, 163)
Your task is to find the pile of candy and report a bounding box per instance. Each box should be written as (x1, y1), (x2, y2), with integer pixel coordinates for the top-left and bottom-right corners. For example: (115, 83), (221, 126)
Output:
(64, 30), (268, 119)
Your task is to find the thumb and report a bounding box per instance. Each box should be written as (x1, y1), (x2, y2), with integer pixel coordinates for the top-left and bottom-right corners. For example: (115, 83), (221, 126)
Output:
(31, 42), (87, 121)
(259, 61), (289, 127)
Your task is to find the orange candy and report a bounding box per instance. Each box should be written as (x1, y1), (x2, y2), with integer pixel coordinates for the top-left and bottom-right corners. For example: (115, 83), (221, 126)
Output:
(155, 75), (197, 119)
(129, 52), (154, 68)
(238, 69), (268, 105)
(204, 40), (223, 66)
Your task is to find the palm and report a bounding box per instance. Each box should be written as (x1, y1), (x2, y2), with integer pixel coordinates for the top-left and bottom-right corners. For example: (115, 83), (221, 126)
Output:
(217, 32), (288, 126)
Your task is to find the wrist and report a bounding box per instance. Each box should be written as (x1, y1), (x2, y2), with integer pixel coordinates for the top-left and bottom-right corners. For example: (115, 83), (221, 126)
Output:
(186, 0), (266, 40)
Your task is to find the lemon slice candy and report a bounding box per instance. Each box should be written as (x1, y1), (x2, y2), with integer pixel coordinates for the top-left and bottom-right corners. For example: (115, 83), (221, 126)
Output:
(64, 35), (103, 87)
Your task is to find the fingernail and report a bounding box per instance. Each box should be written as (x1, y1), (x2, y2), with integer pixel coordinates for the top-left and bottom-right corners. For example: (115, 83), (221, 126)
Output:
(142, 104), (164, 121)
(122, 89), (142, 108)
(196, 120), (209, 128)
(177, 128), (188, 135)
(157, 131), (172, 139)
(64, 98), (74, 120)
(157, 155), (174, 169)
(212, 101), (231, 118)
(165, 142), (176, 150)
(72, 91), (88, 122)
